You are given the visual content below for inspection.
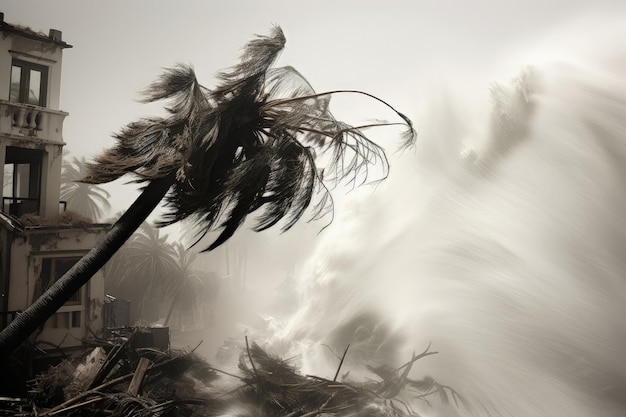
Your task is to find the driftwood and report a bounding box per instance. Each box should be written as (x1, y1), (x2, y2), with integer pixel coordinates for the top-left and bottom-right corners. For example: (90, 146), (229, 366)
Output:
(127, 357), (152, 396)
(87, 339), (128, 390)
(38, 371), (135, 416)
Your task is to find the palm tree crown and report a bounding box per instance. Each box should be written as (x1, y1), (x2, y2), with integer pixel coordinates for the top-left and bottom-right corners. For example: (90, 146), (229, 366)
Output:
(83, 26), (415, 250)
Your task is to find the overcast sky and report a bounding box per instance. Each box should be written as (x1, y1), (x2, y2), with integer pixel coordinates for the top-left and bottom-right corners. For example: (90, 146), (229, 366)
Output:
(3, 0), (626, 280)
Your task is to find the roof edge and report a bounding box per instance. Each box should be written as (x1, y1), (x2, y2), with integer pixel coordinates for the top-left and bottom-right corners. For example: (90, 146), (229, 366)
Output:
(0, 12), (73, 49)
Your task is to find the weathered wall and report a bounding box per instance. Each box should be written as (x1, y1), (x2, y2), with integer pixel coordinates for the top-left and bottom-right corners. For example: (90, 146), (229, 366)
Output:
(0, 29), (64, 110)
(0, 26), (67, 217)
(8, 226), (108, 348)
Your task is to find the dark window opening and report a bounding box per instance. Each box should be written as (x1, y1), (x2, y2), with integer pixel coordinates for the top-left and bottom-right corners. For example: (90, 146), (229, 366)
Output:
(9, 59), (48, 107)
(41, 257), (82, 305)
(71, 311), (81, 328)
(2, 147), (43, 216)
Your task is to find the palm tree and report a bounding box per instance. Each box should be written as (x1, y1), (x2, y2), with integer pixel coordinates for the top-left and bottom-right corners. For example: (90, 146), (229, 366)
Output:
(162, 243), (206, 327)
(60, 153), (112, 222)
(107, 222), (180, 322)
(101, 213), (181, 322)
(0, 26), (415, 357)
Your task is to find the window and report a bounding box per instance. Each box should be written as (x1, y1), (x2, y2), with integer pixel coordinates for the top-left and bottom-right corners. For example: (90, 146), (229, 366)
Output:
(9, 59), (48, 107)
(2, 147), (42, 216)
(50, 311), (81, 329)
(41, 257), (82, 305)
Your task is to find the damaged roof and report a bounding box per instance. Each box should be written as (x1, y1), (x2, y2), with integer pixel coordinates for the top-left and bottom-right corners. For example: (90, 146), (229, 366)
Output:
(0, 12), (72, 49)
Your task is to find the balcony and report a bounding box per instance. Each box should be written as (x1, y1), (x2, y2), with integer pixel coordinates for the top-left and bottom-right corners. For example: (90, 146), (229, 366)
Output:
(1, 197), (68, 217)
(2, 197), (39, 217)
(0, 100), (68, 143)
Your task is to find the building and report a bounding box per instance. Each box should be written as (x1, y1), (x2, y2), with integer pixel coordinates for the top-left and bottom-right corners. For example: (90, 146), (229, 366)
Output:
(0, 13), (110, 353)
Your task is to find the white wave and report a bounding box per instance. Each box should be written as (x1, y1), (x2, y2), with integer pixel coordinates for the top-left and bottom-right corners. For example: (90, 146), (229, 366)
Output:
(270, 16), (626, 417)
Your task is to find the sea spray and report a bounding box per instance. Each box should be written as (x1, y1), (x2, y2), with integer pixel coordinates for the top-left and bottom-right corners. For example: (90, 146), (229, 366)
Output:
(269, 21), (626, 417)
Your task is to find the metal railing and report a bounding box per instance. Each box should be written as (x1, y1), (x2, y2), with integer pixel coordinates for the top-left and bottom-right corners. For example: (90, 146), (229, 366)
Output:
(2, 197), (39, 216)
(1, 198), (67, 217)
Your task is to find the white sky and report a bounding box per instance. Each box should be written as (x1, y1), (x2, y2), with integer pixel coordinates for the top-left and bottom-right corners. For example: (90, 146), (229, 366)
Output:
(3, 0), (626, 279)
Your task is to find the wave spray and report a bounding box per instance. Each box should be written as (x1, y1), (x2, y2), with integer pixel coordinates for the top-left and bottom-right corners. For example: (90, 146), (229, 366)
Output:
(270, 19), (626, 417)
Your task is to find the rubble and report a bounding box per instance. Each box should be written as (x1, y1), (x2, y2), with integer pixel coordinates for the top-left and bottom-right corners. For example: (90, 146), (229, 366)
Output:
(1, 332), (463, 416)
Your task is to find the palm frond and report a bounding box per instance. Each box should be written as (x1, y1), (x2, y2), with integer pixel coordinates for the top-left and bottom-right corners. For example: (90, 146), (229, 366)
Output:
(141, 64), (209, 117)
(82, 66), (207, 184)
(211, 25), (286, 100)
(84, 26), (415, 250)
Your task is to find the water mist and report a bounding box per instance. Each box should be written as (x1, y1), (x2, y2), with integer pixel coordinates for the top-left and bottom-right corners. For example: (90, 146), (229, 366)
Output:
(268, 18), (626, 417)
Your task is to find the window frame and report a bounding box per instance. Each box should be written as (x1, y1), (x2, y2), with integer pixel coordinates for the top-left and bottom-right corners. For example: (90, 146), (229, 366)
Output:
(2, 146), (43, 216)
(41, 257), (83, 306)
(9, 58), (49, 107)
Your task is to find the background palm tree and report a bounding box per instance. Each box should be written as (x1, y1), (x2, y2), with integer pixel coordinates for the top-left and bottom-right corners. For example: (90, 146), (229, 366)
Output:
(60, 152), (112, 222)
(108, 222), (180, 322)
(102, 216), (193, 324)
(0, 26), (415, 357)
(162, 243), (206, 327)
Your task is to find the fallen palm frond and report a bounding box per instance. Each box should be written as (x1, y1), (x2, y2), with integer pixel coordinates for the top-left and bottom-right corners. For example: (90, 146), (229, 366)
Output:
(232, 340), (465, 417)
(15, 333), (460, 417)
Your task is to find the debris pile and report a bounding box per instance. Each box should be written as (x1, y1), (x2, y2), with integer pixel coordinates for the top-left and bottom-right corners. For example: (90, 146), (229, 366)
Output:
(4, 334), (463, 416)
(233, 340), (465, 416)
(25, 338), (218, 417)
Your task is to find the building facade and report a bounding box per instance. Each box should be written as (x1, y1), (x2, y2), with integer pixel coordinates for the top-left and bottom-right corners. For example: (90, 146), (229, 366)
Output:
(0, 13), (109, 352)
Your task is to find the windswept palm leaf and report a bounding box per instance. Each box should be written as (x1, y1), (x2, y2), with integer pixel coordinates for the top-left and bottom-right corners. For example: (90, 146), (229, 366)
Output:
(83, 26), (415, 250)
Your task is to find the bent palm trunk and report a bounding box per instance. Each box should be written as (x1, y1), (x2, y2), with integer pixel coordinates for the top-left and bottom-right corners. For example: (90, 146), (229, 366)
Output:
(0, 26), (415, 359)
(0, 175), (175, 359)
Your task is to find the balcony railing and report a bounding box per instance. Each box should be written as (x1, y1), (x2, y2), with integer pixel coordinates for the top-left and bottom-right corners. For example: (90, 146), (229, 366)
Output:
(2, 197), (39, 217)
(1, 197), (67, 217)
(0, 100), (68, 142)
